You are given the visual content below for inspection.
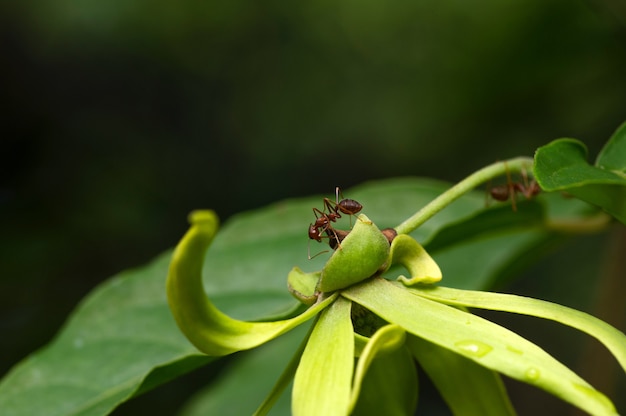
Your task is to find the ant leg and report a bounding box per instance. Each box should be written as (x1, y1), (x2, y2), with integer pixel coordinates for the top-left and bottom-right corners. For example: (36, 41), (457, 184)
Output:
(335, 186), (344, 205)
(521, 167), (530, 190)
(519, 167), (540, 199)
(308, 239), (329, 259)
(313, 207), (326, 219)
(323, 198), (341, 221)
(504, 162), (517, 212)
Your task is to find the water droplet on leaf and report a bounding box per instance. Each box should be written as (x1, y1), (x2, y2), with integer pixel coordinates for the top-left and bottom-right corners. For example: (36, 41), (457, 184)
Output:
(454, 340), (493, 357)
(506, 345), (523, 355)
(525, 367), (540, 380)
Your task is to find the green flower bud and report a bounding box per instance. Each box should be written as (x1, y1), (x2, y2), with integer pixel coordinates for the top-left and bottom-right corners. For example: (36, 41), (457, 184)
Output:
(316, 214), (390, 292)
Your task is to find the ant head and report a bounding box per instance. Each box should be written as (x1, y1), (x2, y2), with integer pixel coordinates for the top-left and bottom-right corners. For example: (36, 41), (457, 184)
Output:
(308, 224), (322, 241)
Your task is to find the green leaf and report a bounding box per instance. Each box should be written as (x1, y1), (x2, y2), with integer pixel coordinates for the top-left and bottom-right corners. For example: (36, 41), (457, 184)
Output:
(596, 121), (626, 175)
(0, 177), (604, 415)
(408, 285), (626, 374)
(0, 252), (208, 416)
(406, 335), (515, 416)
(292, 297), (354, 416)
(424, 202), (545, 252)
(534, 138), (626, 223)
(343, 278), (618, 416)
(427, 228), (550, 290)
(178, 324), (310, 416)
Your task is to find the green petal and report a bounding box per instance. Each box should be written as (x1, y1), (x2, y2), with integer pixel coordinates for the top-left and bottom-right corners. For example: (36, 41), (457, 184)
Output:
(407, 335), (515, 416)
(409, 285), (626, 373)
(167, 210), (337, 356)
(287, 267), (320, 305)
(292, 297), (354, 416)
(349, 324), (406, 413)
(343, 278), (618, 416)
(351, 345), (418, 416)
(389, 234), (442, 285)
(317, 214), (390, 292)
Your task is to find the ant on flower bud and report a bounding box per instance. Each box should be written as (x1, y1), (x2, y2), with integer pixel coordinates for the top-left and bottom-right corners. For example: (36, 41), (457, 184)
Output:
(307, 187), (363, 259)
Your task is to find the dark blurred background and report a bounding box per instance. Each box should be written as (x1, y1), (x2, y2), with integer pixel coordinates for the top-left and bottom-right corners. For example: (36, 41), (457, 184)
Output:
(1, 0), (625, 414)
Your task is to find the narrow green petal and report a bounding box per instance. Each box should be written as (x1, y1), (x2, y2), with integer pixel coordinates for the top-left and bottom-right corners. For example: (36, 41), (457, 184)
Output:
(407, 334), (515, 416)
(409, 285), (626, 373)
(343, 278), (617, 416)
(292, 297), (354, 416)
(167, 210), (337, 356)
(349, 324), (406, 413)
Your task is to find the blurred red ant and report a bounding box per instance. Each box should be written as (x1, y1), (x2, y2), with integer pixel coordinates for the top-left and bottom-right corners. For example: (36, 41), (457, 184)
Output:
(489, 165), (540, 211)
(308, 187), (363, 259)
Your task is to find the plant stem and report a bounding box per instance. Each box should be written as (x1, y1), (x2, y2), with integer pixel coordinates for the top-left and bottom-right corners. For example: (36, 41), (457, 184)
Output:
(395, 157), (534, 235)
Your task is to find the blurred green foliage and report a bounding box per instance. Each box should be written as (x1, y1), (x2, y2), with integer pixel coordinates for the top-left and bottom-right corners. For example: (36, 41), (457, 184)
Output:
(1, 0), (625, 414)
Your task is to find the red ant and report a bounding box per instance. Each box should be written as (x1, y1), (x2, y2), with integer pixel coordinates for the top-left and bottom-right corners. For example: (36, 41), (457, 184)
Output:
(489, 165), (540, 211)
(307, 187), (363, 259)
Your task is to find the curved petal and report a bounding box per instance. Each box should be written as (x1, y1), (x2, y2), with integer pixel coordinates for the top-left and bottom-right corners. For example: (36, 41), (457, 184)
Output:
(287, 267), (320, 305)
(343, 278), (618, 416)
(351, 345), (418, 416)
(167, 210), (337, 356)
(292, 297), (354, 416)
(409, 285), (626, 373)
(349, 324), (409, 413)
(389, 234), (442, 285)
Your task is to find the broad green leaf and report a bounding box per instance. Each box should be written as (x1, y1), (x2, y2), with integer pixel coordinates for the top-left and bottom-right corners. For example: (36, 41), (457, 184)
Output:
(408, 285), (626, 374)
(534, 139), (626, 223)
(0, 177), (605, 415)
(596, 121), (626, 175)
(292, 297), (354, 416)
(178, 324), (310, 416)
(427, 228), (551, 290)
(343, 278), (618, 416)
(424, 201), (545, 252)
(0, 252), (210, 416)
(406, 335), (515, 416)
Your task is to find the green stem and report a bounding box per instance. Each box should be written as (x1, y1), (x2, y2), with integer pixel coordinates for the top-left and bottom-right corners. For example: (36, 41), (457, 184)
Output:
(394, 157), (534, 235)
